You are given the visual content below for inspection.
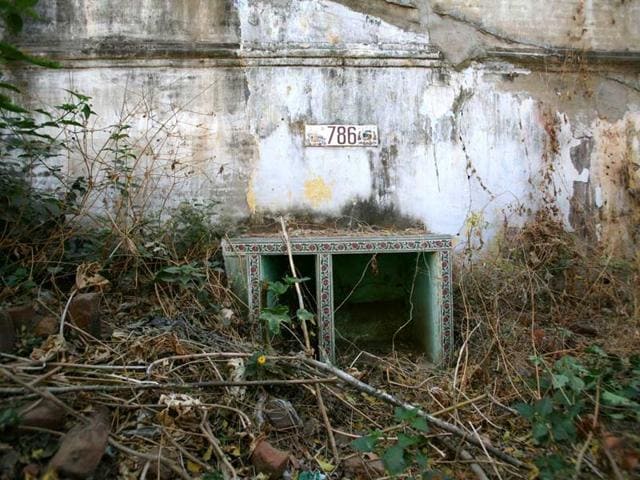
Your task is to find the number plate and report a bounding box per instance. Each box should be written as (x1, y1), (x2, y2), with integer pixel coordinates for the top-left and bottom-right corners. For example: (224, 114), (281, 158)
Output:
(304, 125), (378, 147)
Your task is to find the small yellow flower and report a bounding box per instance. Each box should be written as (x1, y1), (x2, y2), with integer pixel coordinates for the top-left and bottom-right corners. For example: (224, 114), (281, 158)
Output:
(257, 355), (267, 366)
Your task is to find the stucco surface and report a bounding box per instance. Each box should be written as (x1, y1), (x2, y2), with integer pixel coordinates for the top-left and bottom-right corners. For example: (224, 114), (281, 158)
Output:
(8, 0), (640, 256)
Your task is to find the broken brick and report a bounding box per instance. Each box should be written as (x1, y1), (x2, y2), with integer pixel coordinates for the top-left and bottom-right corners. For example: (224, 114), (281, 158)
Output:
(68, 293), (102, 338)
(251, 439), (289, 479)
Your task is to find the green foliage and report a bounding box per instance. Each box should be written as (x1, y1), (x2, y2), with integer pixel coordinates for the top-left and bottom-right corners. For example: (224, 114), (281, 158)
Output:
(350, 407), (434, 477)
(0, 2), (83, 298)
(160, 201), (221, 258)
(0, 1), (227, 318)
(244, 351), (273, 380)
(533, 454), (573, 480)
(0, 264), (34, 293)
(155, 262), (206, 289)
(267, 280), (289, 297)
(0, 0), (59, 112)
(296, 308), (314, 322)
(259, 276), (313, 339)
(259, 305), (291, 336)
(0, 408), (20, 431)
(351, 431), (381, 452)
(0, 92), (99, 297)
(0, 0), (38, 36)
(515, 347), (640, 471)
(514, 395), (580, 445)
(102, 123), (137, 199)
(394, 406), (429, 433)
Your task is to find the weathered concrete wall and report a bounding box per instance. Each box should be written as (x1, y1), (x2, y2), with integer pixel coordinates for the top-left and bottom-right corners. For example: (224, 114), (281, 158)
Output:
(431, 0), (640, 51)
(8, 0), (640, 256)
(21, 0), (239, 44)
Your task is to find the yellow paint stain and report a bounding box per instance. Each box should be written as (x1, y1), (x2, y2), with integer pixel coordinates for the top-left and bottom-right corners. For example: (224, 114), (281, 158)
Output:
(304, 177), (332, 207)
(246, 173), (257, 214)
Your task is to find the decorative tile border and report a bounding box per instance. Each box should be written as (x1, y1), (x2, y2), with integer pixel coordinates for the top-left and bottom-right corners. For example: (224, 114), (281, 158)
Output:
(223, 234), (453, 365)
(440, 250), (453, 361)
(223, 235), (452, 256)
(316, 253), (334, 361)
(248, 254), (262, 322)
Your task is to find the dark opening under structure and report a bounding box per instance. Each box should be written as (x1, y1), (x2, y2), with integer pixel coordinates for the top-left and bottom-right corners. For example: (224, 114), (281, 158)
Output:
(222, 234), (453, 365)
(260, 254), (318, 349)
(260, 254), (318, 312)
(333, 252), (441, 356)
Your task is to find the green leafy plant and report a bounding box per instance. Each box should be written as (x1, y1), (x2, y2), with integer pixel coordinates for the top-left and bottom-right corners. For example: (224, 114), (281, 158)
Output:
(155, 262), (207, 289)
(259, 304), (291, 337)
(0, 264), (35, 294)
(533, 454), (573, 480)
(514, 395), (581, 445)
(0, 93), (91, 245)
(0, 0), (59, 110)
(163, 201), (221, 258)
(0, 0), (80, 298)
(244, 351), (269, 380)
(0, 0), (230, 317)
(515, 347), (640, 472)
(351, 407), (437, 478)
(259, 276), (313, 337)
(0, 408), (20, 432)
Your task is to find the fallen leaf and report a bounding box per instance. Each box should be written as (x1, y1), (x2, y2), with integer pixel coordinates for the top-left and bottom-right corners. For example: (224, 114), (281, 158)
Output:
(75, 262), (110, 290)
(186, 460), (202, 474)
(30, 335), (66, 362)
(31, 449), (45, 460)
(203, 445), (213, 462)
(315, 456), (335, 473)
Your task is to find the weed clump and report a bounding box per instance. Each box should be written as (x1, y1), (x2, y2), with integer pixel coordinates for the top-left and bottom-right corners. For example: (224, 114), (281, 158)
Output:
(453, 210), (639, 478)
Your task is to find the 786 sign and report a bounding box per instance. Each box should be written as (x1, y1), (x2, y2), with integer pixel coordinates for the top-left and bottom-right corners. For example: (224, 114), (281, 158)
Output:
(328, 125), (357, 145)
(304, 125), (379, 147)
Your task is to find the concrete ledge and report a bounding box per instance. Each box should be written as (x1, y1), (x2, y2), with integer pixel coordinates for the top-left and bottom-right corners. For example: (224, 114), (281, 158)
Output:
(489, 47), (640, 68)
(16, 39), (640, 70)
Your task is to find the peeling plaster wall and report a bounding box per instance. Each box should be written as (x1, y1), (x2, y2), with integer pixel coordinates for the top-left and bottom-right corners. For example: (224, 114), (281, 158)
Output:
(7, 0), (640, 257)
(237, 0), (430, 46)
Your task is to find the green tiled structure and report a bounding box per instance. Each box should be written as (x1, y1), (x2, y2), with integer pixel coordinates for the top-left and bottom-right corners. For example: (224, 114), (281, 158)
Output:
(222, 234), (453, 365)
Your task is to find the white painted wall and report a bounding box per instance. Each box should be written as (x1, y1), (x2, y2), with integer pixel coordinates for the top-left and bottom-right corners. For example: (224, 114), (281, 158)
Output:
(10, 0), (640, 255)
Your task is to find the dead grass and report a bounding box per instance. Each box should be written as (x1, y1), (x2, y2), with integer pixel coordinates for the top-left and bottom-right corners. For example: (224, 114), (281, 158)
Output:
(1, 211), (639, 479)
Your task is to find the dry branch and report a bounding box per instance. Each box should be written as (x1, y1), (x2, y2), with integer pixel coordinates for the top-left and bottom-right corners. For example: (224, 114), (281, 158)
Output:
(201, 412), (238, 480)
(280, 216), (340, 461)
(108, 438), (191, 480)
(2, 365), (192, 479)
(0, 376), (338, 396)
(301, 357), (528, 470)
